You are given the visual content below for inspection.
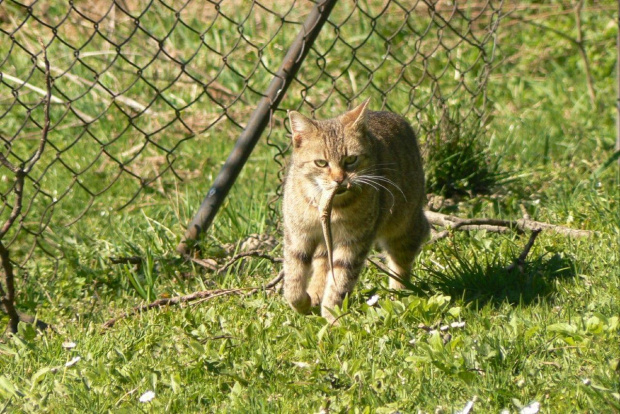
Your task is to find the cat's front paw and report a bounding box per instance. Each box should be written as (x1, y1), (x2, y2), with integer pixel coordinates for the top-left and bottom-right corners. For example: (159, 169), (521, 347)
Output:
(286, 291), (312, 314)
(308, 290), (323, 308)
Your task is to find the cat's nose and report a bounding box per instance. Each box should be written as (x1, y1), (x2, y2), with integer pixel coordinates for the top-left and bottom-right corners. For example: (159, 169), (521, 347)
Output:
(331, 169), (345, 184)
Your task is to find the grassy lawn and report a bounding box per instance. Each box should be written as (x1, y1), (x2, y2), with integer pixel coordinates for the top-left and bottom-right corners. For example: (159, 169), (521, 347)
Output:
(1, 1), (619, 412)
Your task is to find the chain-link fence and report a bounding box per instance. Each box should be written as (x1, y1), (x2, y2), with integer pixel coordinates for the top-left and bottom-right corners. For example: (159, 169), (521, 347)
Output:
(1, 0), (504, 330)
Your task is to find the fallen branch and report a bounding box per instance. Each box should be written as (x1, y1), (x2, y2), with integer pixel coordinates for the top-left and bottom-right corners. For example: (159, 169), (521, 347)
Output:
(102, 288), (245, 328)
(102, 271), (283, 329)
(425, 211), (593, 243)
(186, 255), (219, 271)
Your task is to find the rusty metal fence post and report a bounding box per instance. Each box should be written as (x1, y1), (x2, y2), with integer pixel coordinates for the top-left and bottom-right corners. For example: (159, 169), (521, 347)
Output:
(176, 0), (339, 254)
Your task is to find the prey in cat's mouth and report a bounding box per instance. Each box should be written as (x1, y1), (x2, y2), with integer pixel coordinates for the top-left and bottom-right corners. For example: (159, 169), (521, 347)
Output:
(332, 182), (360, 202)
(335, 184), (349, 195)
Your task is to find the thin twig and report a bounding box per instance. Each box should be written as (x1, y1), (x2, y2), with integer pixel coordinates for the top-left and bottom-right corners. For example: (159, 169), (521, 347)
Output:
(329, 311), (351, 327)
(24, 39), (52, 174)
(0, 173), (24, 239)
(218, 249), (283, 273)
(114, 388), (138, 407)
(505, 229), (542, 273)
(102, 288), (242, 328)
(258, 270), (285, 291)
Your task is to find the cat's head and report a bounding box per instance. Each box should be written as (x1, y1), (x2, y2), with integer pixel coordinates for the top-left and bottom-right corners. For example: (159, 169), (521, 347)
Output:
(287, 99), (376, 202)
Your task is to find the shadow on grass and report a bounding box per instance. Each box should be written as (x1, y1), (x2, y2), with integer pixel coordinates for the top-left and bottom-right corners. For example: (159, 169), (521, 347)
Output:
(415, 252), (576, 307)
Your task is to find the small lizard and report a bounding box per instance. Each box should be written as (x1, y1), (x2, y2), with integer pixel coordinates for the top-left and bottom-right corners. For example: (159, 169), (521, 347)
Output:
(318, 184), (340, 282)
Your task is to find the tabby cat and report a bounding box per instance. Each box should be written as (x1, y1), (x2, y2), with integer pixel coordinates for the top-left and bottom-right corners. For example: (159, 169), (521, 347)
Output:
(282, 99), (429, 323)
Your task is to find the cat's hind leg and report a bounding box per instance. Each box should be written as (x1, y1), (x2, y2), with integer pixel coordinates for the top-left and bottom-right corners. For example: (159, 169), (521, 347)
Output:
(381, 211), (429, 290)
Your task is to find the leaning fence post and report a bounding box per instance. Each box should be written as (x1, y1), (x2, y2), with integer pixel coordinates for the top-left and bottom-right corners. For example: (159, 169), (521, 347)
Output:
(177, 0), (339, 254)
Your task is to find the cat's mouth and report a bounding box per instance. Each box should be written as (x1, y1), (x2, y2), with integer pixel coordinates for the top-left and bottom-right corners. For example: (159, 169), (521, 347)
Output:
(334, 182), (356, 197)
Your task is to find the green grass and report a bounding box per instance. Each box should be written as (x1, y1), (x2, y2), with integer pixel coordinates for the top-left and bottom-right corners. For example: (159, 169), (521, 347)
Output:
(1, 1), (619, 413)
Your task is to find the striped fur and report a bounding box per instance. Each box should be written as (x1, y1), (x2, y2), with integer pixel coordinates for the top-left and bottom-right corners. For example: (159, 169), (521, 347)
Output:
(282, 99), (429, 323)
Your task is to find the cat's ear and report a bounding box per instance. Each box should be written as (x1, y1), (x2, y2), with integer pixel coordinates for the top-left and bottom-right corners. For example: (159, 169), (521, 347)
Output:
(288, 110), (316, 148)
(340, 98), (370, 132)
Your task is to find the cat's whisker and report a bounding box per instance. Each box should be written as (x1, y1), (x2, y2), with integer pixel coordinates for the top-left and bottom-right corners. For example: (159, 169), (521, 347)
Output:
(354, 177), (397, 210)
(355, 165), (398, 175)
(359, 174), (407, 202)
(353, 177), (380, 192)
(356, 177), (397, 210)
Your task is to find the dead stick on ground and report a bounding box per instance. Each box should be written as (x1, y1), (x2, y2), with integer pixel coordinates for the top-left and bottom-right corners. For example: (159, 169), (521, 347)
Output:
(218, 250), (283, 274)
(111, 251), (282, 274)
(102, 271), (284, 329)
(183, 255), (219, 271)
(425, 211), (593, 243)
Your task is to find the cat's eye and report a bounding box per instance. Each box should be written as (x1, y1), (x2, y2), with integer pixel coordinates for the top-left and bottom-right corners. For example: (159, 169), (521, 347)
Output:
(314, 159), (328, 168)
(344, 155), (358, 166)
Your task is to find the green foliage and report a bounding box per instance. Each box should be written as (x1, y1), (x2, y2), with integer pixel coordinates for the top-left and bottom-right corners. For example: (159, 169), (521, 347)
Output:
(424, 106), (501, 197)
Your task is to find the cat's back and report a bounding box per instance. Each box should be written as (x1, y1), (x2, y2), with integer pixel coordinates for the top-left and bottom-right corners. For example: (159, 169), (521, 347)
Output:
(367, 110), (420, 153)
(366, 110), (423, 169)
(365, 110), (425, 215)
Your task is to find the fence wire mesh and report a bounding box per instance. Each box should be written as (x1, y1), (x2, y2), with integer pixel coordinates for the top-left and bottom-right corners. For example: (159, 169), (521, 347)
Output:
(1, 0), (504, 325)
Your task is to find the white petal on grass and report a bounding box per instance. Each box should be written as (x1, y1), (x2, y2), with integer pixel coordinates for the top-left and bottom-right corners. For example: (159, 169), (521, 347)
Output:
(65, 356), (81, 367)
(582, 378), (591, 386)
(520, 401), (540, 414)
(139, 390), (156, 403)
(292, 361), (311, 369)
(440, 325), (450, 331)
(62, 341), (77, 349)
(451, 321), (466, 328)
(499, 410), (510, 414)
(366, 294), (380, 306)
(455, 397), (476, 414)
